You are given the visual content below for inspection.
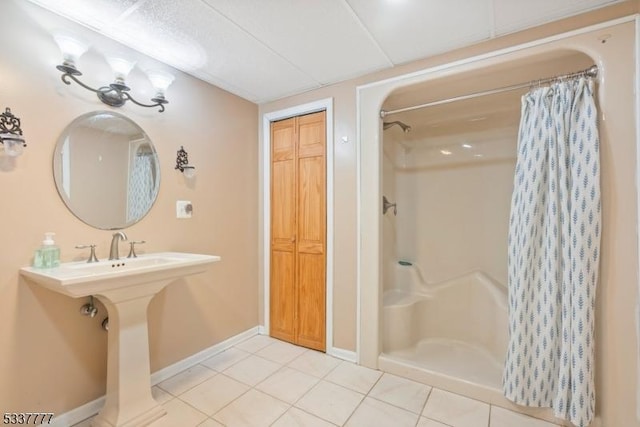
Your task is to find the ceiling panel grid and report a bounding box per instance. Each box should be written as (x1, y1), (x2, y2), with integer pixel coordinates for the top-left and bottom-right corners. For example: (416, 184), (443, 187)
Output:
(25, 0), (624, 103)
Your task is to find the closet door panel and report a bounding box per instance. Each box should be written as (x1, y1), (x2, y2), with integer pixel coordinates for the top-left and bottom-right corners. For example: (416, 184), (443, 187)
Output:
(270, 251), (296, 342)
(295, 111), (326, 351)
(298, 156), (325, 247)
(298, 113), (325, 158)
(272, 118), (296, 161)
(296, 253), (326, 351)
(272, 161), (295, 244)
(270, 118), (297, 343)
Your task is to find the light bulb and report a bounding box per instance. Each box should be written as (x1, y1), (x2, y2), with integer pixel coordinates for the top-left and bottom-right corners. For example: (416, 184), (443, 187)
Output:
(53, 31), (89, 65)
(182, 166), (196, 179)
(1, 135), (25, 157)
(105, 55), (136, 82)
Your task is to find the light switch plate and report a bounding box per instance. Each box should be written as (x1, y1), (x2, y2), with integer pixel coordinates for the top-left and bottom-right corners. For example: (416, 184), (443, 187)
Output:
(176, 201), (193, 219)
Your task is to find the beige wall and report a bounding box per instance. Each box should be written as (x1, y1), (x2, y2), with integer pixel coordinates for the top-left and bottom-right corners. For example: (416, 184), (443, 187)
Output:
(68, 126), (129, 226)
(259, 1), (639, 353)
(0, 0), (258, 414)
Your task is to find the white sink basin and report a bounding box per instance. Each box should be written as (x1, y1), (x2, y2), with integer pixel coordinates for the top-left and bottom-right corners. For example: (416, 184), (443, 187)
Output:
(20, 251), (220, 427)
(20, 252), (220, 299)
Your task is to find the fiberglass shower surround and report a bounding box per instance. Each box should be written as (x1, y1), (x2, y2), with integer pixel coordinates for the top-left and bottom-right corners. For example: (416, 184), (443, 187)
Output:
(381, 66), (601, 427)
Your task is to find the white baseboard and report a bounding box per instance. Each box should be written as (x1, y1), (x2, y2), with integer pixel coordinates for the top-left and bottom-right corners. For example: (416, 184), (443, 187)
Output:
(51, 397), (106, 427)
(51, 326), (261, 427)
(328, 347), (357, 363)
(258, 324), (267, 335)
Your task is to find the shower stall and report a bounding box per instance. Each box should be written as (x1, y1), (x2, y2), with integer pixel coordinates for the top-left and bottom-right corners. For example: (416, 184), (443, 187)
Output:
(358, 19), (639, 426)
(381, 85), (517, 391)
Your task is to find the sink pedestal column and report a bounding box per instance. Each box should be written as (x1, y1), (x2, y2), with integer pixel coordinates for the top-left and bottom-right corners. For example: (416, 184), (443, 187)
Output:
(19, 253), (220, 426)
(92, 283), (169, 427)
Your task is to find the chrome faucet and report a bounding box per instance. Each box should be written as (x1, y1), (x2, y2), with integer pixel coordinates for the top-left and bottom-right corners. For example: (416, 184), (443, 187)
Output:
(109, 231), (128, 260)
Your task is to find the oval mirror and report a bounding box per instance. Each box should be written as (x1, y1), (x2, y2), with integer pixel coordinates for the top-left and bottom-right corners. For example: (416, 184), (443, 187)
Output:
(53, 111), (160, 230)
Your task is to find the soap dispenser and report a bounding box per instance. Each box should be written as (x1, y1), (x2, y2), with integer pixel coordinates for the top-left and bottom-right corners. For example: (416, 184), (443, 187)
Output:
(33, 232), (60, 268)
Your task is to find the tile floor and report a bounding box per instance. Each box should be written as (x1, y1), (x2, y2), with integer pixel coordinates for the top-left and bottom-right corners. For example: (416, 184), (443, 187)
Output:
(73, 334), (562, 427)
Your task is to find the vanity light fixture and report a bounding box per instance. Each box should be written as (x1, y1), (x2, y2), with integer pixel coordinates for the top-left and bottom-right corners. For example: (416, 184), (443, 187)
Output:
(0, 108), (27, 157)
(53, 31), (174, 112)
(175, 146), (196, 179)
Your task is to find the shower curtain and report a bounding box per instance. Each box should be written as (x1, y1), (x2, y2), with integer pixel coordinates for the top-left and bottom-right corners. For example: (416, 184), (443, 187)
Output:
(127, 153), (155, 222)
(503, 78), (600, 427)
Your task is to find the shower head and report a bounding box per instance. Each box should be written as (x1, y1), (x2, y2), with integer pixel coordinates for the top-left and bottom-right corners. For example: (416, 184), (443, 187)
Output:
(383, 121), (411, 133)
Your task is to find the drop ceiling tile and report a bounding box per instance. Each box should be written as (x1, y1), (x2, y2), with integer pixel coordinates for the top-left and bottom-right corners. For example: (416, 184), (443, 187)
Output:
(346, 0), (493, 65)
(493, 0), (622, 35)
(202, 0), (392, 85)
(27, 0), (141, 31)
(96, 0), (320, 102)
(24, 0), (625, 104)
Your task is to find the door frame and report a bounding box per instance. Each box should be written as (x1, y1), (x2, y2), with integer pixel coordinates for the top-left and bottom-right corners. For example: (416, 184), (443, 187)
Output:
(262, 98), (335, 354)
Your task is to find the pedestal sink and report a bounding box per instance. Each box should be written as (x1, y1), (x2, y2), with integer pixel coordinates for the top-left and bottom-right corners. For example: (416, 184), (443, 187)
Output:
(20, 252), (220, 427)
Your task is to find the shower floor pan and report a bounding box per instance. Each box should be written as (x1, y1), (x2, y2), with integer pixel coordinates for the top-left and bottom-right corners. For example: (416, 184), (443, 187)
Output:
(382, 338), (503, 389)
(381, 271), (508, 394)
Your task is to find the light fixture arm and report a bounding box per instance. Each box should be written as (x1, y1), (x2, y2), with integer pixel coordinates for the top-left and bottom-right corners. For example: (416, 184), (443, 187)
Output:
(122, 91), (168, 112)
(57, 65), (168, 112)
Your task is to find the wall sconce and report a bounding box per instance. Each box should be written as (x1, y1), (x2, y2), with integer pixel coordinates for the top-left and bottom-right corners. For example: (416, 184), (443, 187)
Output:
(53, 31), (174, 112)
(0, 108), (27, 157)
(175, 146), (196, 179)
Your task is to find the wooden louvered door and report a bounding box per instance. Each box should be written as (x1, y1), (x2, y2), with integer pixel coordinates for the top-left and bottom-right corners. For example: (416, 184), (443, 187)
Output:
(270, 111), (326, 351)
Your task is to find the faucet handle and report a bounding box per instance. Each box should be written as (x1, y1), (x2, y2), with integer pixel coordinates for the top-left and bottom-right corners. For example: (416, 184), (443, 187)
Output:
(75, 244), (99, 263)
(127, 240), (146, 258)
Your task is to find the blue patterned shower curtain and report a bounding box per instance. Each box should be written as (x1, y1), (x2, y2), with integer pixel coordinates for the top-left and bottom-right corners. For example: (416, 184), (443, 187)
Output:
(127, 153), (155, 222)
(503, 78), (600, 427)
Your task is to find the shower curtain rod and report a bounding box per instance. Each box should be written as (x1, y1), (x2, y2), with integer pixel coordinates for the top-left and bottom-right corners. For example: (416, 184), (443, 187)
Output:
(379, 65), (598, 118)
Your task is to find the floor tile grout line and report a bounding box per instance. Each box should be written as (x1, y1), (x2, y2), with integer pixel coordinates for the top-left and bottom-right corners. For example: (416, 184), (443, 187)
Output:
(488, 403), (492, 427)
(266, 402), (294, 427)
(264, 355), (430, 424)
(292, 384), (350, 426)
(233, 335), (280, 354)
(281, 372), (321, 407)
(366, 370), (385, 393)
(200, 347), (252, 372)
(281, 352), (342, 379)
(76, 338), (563, 427)
(156, 364), (218, 397)
(357, 373), (432, 418)
(219, 358), (284, 386)
(339, 392), (366, 427)
(365, 394), (427, 418)
(170, 393), (213, 423)
(323, 361), (384, 395)
(254, 340), (310, 357)
(177, 372), (253, 420)
(247, 351), (289, 367)
(321, 356), (343, 379)
(204, 383), (261, 424)
(279, 405), (341, 427)
(244, 346), (332, 408)
(419, 384), (434, 416)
